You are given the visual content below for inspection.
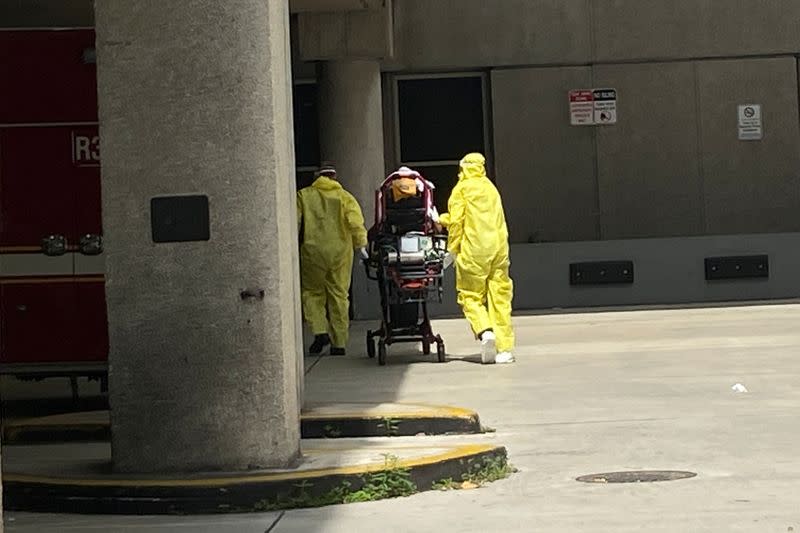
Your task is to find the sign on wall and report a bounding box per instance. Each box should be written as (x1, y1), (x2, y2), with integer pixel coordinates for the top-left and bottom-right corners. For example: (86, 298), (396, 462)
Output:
(569, 90), (595, 126)
(593, 89), (617, 124)
(738, 104), (763, 141)
(569, 89), (618, 126)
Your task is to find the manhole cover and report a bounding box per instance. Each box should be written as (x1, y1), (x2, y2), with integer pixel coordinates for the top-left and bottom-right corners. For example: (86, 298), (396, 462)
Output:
(576, 470), (697, 484)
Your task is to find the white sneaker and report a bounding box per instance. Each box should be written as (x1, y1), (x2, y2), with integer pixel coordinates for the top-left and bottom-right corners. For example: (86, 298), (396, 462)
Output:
(480, 331), (497, 364)
(496, 352), (515, 364)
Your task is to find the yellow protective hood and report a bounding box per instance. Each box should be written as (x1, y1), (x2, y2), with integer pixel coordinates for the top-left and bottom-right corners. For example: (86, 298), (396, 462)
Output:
(458, 152), (488, 181)
(312, 175), (343, 191)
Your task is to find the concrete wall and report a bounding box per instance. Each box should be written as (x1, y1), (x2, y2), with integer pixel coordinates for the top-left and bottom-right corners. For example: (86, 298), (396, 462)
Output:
(390, 2), (800, 247)
(391, 0), (800, 69)
(511, 233), (800, 310)
(697, 58), (800, 235)
(593, 0), (800, 62)
(491, 67), (598, 244)
(491, 58), (800, 244)
(391, 0), (591, 69)
(593, 62), (705, 240)
(298, 1), (392, 61)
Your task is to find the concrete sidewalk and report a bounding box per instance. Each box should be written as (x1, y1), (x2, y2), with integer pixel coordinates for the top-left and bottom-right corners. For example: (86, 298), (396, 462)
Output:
(6, 303), (800, 531)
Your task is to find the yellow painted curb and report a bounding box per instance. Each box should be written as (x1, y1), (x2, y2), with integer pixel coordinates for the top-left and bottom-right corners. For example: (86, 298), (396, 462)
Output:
(2, 402), (484, 443)
(3, 444), (498, 487)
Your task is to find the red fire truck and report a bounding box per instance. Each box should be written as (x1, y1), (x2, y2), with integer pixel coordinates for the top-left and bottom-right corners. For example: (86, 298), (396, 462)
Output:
(0, 28), (108, 396)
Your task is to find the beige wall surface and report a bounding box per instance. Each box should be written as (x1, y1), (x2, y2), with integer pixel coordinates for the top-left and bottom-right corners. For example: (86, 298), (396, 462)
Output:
(492, 67), (598, 244)
(490, 58), (800, 243)
(593, 62), (705, 240)
(697, 58), (800, 236)
(391, 0), (800, 69)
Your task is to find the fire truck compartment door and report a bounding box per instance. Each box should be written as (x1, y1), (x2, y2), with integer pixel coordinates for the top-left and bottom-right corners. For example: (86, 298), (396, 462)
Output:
(0, 280), (78, 363)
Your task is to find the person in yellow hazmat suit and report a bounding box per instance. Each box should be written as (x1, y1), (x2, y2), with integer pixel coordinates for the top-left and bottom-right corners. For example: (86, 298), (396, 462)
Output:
(297, 163), (369, 356)
(431, 153), (515, 364)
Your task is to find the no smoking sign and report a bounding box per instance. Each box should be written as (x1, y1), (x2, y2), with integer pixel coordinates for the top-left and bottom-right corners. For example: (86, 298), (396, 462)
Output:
(738, 104), (763, 141)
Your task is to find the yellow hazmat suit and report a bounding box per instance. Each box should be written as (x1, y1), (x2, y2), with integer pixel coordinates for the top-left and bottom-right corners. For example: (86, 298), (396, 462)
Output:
(297, 176), (368, 348)
(439, 153), (515, 353)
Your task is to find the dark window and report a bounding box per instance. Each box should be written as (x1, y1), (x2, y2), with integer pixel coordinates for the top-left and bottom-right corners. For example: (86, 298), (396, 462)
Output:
(293, 83), (320, 169)
(397, 76), (485, 163)
(414, 165), (460, 214)
(296, 170), (316, 191)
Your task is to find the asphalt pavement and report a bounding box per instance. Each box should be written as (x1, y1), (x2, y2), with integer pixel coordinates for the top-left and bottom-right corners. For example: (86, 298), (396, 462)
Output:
(4, 303), (800, 532)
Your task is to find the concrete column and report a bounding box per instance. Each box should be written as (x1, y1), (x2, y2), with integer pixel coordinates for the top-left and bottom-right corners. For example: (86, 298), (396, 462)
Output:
(95, 1), (301, 473)
(319, 60), (385, 320)
(319, 60), (385, 230)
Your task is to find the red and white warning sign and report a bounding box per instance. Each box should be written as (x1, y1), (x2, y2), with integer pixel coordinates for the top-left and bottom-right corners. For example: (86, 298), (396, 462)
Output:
(569, 88), (618, 126)
(569, 90), (595, 126)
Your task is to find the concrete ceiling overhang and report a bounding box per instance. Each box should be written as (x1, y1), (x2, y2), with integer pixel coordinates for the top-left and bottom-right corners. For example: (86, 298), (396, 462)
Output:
(290, 0), (380, 14)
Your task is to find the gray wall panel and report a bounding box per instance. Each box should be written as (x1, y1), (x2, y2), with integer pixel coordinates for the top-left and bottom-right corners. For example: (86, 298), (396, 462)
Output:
(594, 62), (704, 239)
(491, 67), (598, 244)
(299, 6), (393, 61)
(392, 0), (592, 69)
(697, 57), (800, 235)
(511, 234), (800, 310)
(389, 1), (800, 70)
(593, 0), (800, 63)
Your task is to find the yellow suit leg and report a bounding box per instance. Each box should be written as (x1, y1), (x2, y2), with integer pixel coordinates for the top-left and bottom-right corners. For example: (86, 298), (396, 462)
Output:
(487, 254), (515, 353)
(325, 253), (354, 348)
(455, 254), (492, 337)
(301, 259), (330, 337)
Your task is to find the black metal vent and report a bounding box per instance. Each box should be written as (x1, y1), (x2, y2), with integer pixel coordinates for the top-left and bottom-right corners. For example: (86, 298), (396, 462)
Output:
(705, 255), (768, 281)
(570, 261), (634, 286)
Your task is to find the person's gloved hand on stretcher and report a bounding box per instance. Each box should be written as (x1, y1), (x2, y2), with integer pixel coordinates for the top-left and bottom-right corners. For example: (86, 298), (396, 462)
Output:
(428, 206), (443, 233)
(428, 206), (455, 268)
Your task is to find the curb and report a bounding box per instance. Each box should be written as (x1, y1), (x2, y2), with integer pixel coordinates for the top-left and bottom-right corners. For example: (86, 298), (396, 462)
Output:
(2, 404), (484, 444)
(303, 403), (483, 439)
(2, 445), (507, 515)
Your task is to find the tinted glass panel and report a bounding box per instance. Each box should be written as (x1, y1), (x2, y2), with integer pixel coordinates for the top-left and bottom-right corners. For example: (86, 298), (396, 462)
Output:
(398, 77), (484, 163)
(293, 83), (320, 168)
(415, 165), (459, 214)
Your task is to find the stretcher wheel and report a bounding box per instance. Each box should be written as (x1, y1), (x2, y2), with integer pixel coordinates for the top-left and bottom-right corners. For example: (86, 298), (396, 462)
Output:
(378, 341), (387, 366)
(422, 339), (431, 355)
(436, 341), (446, 363)
(366, 331), (375, 358)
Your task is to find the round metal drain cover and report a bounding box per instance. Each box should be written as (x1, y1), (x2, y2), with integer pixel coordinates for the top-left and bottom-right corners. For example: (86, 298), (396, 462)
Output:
(576, 470), (697, 484)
